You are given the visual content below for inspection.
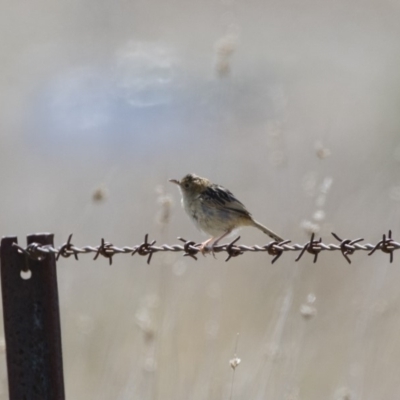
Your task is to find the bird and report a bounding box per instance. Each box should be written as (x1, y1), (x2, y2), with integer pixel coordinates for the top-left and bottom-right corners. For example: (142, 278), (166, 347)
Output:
(169, 173), (283, 254)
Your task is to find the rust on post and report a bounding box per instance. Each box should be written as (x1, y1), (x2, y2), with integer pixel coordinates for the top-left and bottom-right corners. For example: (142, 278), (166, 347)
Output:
(0, 234), (65, 400)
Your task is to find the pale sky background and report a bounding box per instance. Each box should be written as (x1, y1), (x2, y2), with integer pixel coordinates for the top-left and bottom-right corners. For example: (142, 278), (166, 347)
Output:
(1, 0), (400, 399)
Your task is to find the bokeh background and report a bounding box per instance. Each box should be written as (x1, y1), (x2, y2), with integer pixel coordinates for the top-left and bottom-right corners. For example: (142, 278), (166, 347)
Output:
(1, 0), (400, 399)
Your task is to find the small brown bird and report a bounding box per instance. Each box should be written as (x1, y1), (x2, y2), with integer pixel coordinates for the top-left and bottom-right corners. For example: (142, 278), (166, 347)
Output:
(169, 173), (283, 253)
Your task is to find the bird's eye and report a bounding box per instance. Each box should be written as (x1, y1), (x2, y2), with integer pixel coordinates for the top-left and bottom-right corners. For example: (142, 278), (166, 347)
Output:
(184, 183), (189, 188)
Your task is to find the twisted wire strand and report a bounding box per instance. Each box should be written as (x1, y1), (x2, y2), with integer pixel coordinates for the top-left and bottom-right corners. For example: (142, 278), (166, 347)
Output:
(3, 231), (398, 265)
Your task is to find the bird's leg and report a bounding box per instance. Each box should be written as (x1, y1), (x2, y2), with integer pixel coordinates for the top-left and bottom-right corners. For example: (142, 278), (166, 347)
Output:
(208, 230), (231, 256)
(198, 230), (232, 257)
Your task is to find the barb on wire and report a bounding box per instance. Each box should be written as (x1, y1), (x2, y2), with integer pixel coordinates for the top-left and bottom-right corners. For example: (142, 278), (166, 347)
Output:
(131, 234), (156, 265)
(5, 231), (400, 265)
(56, 233), (78, 261)
(93, 238), (115, 265)
(331, 233), (364, 264)
(268, 239), (291, 264)
(367, 230), (396, 263)
(224, 236), (243, 262)
(178, 237), (199, 260)
(295, 233), (322, 263)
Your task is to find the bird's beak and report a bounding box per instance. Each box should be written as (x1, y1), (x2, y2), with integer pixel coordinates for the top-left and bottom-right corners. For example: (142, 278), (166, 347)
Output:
(169, 179), (180, 185)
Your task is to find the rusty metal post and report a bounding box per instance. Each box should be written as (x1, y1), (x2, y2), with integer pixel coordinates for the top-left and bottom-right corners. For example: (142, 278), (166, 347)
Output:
(0, 234), (65, 400)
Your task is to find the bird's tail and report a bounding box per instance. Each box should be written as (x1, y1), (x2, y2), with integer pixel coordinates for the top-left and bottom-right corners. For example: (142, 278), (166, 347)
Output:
(251, 219), (283, 242)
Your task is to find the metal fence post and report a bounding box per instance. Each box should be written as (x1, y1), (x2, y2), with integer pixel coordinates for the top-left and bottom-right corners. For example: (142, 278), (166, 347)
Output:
(0, 234), (65, 400)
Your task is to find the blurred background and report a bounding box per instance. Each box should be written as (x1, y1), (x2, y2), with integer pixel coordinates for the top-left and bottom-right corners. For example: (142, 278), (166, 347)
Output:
(1, 0), (400, 398)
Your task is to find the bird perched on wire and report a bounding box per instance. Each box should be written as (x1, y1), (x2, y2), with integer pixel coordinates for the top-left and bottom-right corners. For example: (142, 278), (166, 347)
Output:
(169, 173), (283, 254)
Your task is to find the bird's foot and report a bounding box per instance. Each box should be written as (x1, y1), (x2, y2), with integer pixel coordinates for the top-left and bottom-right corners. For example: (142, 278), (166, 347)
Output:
(198, 238), (216, 258)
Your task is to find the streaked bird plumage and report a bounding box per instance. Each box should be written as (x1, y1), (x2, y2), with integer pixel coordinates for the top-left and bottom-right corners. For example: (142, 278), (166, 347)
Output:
(169, 173), (282, 253)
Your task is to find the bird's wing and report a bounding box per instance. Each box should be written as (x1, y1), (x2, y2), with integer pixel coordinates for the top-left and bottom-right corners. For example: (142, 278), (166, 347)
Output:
(200, 185), (252, 217)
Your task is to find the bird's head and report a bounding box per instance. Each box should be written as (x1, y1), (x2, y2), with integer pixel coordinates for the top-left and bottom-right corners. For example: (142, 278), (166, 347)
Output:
(169, 173), (210, 197)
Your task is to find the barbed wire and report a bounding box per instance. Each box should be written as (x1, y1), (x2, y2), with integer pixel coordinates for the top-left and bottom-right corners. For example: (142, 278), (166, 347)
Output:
(2, 231), (398, 265)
